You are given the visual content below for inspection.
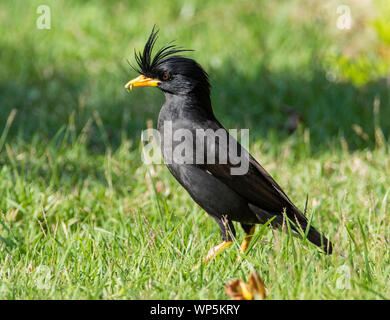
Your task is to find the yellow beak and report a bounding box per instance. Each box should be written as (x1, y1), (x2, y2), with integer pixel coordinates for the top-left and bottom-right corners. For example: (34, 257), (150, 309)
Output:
(125, 75), (160, 91)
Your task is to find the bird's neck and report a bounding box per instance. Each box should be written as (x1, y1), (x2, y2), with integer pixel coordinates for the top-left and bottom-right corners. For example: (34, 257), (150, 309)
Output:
(162, 89), (215, 120)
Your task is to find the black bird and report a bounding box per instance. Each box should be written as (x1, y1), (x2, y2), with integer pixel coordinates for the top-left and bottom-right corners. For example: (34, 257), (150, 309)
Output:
(125, 28), (332, 261)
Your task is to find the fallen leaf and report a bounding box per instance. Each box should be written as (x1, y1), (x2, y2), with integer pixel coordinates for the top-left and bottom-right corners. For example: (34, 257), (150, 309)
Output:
(225, 271), (267, 300)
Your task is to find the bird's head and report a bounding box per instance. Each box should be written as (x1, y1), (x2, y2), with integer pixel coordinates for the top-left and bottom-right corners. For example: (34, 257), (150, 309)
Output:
(125, 27), (210, 97)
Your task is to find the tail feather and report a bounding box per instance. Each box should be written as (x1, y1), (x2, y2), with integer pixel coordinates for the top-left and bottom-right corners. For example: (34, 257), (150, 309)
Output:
(293, 210), (333, 254)
(305, 224), (333, 254)
(249, 203), (333, 254)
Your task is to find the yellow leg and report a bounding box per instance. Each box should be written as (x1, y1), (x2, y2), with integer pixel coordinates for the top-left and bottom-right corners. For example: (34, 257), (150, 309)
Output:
(238, 226), (256, 260)
(204, 241), (233, 263)
(191, 241), (232, 271)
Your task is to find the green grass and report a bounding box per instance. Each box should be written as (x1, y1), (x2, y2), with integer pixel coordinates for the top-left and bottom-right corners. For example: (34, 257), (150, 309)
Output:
(0, 0), (389, 299)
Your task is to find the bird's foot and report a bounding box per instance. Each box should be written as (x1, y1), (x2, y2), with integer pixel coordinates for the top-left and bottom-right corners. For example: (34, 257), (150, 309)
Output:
(191, 241), (232, 271)
(237, 226), (256, 261)
(204, 241), (233, 263)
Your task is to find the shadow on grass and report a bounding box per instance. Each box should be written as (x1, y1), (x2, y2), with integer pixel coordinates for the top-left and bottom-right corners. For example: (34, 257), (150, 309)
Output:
(0, 42), (389, 155)
(210, 63), (389, 152)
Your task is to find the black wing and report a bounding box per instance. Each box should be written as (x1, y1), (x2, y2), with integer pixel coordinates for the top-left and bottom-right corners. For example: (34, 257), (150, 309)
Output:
(198, 120), (302, 218)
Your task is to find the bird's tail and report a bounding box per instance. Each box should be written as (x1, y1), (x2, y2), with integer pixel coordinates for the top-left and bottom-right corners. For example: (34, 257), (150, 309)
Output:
(292, 213), (333, 254)
(249, 204), (333, 254)
(304, 224), (333, 254)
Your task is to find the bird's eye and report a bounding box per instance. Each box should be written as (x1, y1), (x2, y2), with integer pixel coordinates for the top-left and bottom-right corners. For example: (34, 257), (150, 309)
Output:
(162, 73), (169, 80)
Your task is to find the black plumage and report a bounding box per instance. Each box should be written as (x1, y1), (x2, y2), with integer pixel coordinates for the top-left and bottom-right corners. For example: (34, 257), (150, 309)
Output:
(126, 28), (333, 258)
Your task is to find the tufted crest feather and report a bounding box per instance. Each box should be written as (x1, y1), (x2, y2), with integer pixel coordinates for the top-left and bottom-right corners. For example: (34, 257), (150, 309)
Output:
(132, 26), (193, 75)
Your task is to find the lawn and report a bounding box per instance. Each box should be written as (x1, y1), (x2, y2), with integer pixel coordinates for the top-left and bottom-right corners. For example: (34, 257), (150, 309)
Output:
(0, 0), (389, 299)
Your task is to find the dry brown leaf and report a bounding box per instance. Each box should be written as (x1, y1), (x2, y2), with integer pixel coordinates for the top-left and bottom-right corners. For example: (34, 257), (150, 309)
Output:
(248, 271), (267, 300)
(225, 271), (267, 300)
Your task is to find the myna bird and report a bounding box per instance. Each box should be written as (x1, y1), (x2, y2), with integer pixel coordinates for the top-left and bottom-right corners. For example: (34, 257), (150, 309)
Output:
(125, 27), (333, 261)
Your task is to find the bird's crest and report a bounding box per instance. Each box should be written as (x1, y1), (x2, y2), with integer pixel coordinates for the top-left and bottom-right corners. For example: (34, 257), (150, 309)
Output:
(132, 26), (192, 75)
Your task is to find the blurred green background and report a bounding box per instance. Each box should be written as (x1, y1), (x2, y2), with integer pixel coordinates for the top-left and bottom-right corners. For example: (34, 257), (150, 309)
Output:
(1, 0), (389, 149)
(0, 0), (389, 299)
